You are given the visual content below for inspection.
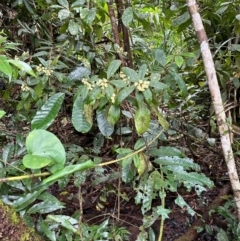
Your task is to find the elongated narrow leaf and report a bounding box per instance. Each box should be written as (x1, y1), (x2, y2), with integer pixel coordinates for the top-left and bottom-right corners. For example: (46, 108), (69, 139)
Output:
(31, 93), (65, 130)
(107, 60), (121, 79)
(96, 109), (114, 137)
(0, 55), (12, 79)
(27, 200), (65, 214)
(8, 59), (37, 77)
(43, 160), (94, 184)
(169, 69), (188, 97)
(72, 96), (92, 133)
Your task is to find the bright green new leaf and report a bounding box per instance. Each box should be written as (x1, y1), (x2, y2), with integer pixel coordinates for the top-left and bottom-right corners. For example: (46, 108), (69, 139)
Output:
(23, 154), (53, 169)
(43, 160), (94, 184)
(107, 60), (121, 79)
(134, 105), (150, 134)
(122, 7), (133, 27)
(0, 110), (6, 119)
(24, 129), (66, 173)
(72, 96), (92, 133)
(8, 59), (37, 77)
(0, 55), (12, 79)
(175, 55), (184, 68)
(31, 92), (65, 130)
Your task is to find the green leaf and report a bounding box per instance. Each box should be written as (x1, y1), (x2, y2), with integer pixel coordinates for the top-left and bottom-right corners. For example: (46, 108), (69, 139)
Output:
(121, 157), (135, 183)
(43, 160), (94, 184)
(0, 110), (6, 119)
(27, 200), (65, 214)
(68, 19), (79, 35)
(46, 215), (78, 233)
(31, 93), (65, 130)
(23, 154), (53, 169)
(13, 189), (45, 211)
(107, 104), (120, 126)
(134, 105), (150, 134)
(116, 85), (135, 104)
(175, 55), (184, 68)
(67, 66), (91, 82)
(121, 67), (139, 81)
(57, 0), (69, 8)
(8, 59), (37, 77)
(0, 55), (12, 79)
(72, 96), (92, 133)
(133, 152), (146, 176)
(172, 11), (190, 26)
(169, 69), (188, 97)
(155, 49), (166, 66)
(143, 88), (152, 103)
(58, 9), (70, 20)
(96, 109), (114, 137)
(150, 146), (185, 157)
(107, 60), (121, 79)
(23, 129), (66, 173)
(175, 195), (195, 216)
(122, 7), (133, 27)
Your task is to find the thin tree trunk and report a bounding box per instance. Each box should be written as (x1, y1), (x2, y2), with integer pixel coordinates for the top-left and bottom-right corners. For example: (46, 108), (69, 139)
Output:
(186, 0), (240, 220)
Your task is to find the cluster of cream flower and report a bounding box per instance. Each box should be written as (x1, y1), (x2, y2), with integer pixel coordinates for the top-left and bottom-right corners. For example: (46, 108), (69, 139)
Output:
(119, 71), (130, 84)
(134, 80), (150, 91)
(21, 84), (30, 92)
(36, 64), (53, 76)
(111, 93), (116, 103)
(96, 78), (108, 90)
(82, 78), (94, 90)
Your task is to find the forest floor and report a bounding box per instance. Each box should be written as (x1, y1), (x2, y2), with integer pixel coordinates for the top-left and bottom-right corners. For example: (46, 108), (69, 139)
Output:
(0, 109), (235, 241)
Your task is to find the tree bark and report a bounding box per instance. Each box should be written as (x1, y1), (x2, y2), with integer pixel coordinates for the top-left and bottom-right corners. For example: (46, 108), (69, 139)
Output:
(0, 199), (44, 241)
(186, 0), (240, 220)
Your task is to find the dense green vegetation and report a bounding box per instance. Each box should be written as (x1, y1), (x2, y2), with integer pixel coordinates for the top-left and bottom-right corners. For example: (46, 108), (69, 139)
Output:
(1, 0), (240, 240)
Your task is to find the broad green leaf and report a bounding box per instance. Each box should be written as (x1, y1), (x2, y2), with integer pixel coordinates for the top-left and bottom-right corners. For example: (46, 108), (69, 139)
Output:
(175, 55), (184, 68)
(0, 55), (12, 79)
(23, 154), (53, 169)
(58, 9), (70, 20)
(0, 110), (6, 119)
(122, 7), (133, 27)
(121, 67), (139, 81)
(116, 85), (135, 104)
(85, 8), (96, 24)
(57, 0), (69, 8)
(138, 64), (148, 79)
(72, 96), (92, 133)
(40, 221), (56, 241)
(172, 11), (190, 26)
(143, 88), (152, 103)
(24, 129), (66, 173)
(121, 157), (135, 183)
(2, 143), (14, 162)
(68, 19), (79, 35)
(96, 109), (114, 137)
(43, 160), (94, 183)
(8, 59), (37, 77)
(155, 49), (166, 66)
(13, 189), (45, 211)
(134, 105), (150, 134)
(134, 138), (145, 150)
(67, 66), (91, 82)
(107, 60), (121, 79)
(107, 104), (120, 126)
(27, 200), (65, 214)
(31, 92), (65, 130)
(154, 157), (199, 170)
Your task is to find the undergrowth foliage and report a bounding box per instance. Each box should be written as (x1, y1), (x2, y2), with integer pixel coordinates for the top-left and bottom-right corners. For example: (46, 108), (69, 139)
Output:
(1, 0), (240, 240)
